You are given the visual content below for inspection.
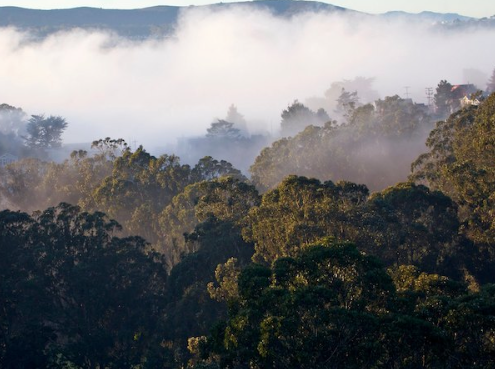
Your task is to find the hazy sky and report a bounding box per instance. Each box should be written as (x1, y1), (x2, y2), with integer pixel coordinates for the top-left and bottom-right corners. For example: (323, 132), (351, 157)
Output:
(0, 0), (494, 18)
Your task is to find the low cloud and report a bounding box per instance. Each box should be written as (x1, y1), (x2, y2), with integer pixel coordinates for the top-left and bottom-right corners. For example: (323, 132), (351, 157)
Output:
(1, 6), (494, 151)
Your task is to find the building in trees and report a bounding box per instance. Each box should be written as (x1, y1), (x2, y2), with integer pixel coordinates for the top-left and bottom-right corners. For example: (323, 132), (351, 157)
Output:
(460, 95), (481, 108)
(451, 84), (478, 100)
(434, 81), (479, 118)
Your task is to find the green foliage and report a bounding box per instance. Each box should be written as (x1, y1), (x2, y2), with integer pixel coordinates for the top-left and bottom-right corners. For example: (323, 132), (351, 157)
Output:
(207, 120), (242, 139)
(366, 182), (460, 273)
(0, 204), (170, 368)
(91, 137), (129, 159)
(452, 93), (495, 244)
(373, 95), (430, 138)
(194, 241), (397, 368)
(245, 176), (368, 264)
(389, 266), (495, 368)
(207, 258), (241, 304)
(335, 87), (359, 121)
(434, 80), (455, 118)
(442, 284), (495, 368)
(154, 177), (259, 364)
(411, 93), (495, 246)
(192, 156), (246, 182)
(389, 265), (465, 296)
(0, 104), (26, 136)
(0, 104), (28, 157)
(3, 86), (495, 368)
(410, 105), (476, 193)
(0, 158), (49, 212)
(0, 210), (53, 368)
(0, 139), (251, 271)
(245, 176), (460, 276)
(23, 114), (68, 150)
(158, 176), (259, 267)
(251, 95), (432, 192)
(0, 146), (119, 214)
(197, 239), (495, 369)
(280, 100), (329, 137)
(165, 216), (255, 367)
(92, 145), (191, 242)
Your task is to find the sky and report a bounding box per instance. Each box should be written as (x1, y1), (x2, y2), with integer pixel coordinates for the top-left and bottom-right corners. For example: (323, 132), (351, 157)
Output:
(0, 0), (494, 19)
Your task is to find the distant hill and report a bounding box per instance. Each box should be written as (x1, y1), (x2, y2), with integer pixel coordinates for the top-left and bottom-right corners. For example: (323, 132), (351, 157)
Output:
(0, 1), (349, 38)
(382, 10), (473, 22)
(0, 0), (493, 39)
(0, 6), (181, 38)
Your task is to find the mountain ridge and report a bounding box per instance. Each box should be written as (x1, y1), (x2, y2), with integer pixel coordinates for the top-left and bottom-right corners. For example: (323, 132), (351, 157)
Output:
(0, 0), (491, 39)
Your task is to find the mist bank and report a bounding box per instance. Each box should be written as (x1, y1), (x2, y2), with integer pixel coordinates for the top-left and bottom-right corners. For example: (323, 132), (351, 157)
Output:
(1, 5), (495, 155)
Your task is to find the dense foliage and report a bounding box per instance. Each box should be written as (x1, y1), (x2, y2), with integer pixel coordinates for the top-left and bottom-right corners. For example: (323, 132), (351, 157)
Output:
(194, 240), (495, 369)
(1, 91), (495, 368)
(0, 204), (169, 368)
(251, 95), (432, 192)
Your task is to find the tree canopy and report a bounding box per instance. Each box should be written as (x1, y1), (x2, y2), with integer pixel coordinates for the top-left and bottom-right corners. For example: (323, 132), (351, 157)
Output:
(0, 204), (169, 368)
(193, 239), (495, 369)
(2, 92), (495, 368)
(411, 92), (495, 246)
(23, 115), (68, 150)
(280, 100), (329, 137)
(251, 95), (432, 192)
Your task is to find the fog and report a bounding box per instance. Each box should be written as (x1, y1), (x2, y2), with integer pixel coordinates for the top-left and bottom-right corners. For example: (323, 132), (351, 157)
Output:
(1, 5), (495, 152)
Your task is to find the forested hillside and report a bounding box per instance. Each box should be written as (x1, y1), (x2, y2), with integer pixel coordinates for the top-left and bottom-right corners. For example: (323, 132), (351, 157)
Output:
(1, 88), (495, 367)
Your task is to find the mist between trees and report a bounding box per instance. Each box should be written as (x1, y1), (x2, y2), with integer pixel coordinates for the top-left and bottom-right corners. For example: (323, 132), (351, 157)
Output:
(1, 5), (495, 149)
(1, 88), (495, 368)
(2, 5), (495, 368)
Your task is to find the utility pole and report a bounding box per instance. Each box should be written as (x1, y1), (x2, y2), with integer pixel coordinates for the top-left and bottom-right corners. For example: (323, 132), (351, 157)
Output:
(404, 86), (411, 99)
(425, 87), (434, 107)
(128, 138), (138, 151)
